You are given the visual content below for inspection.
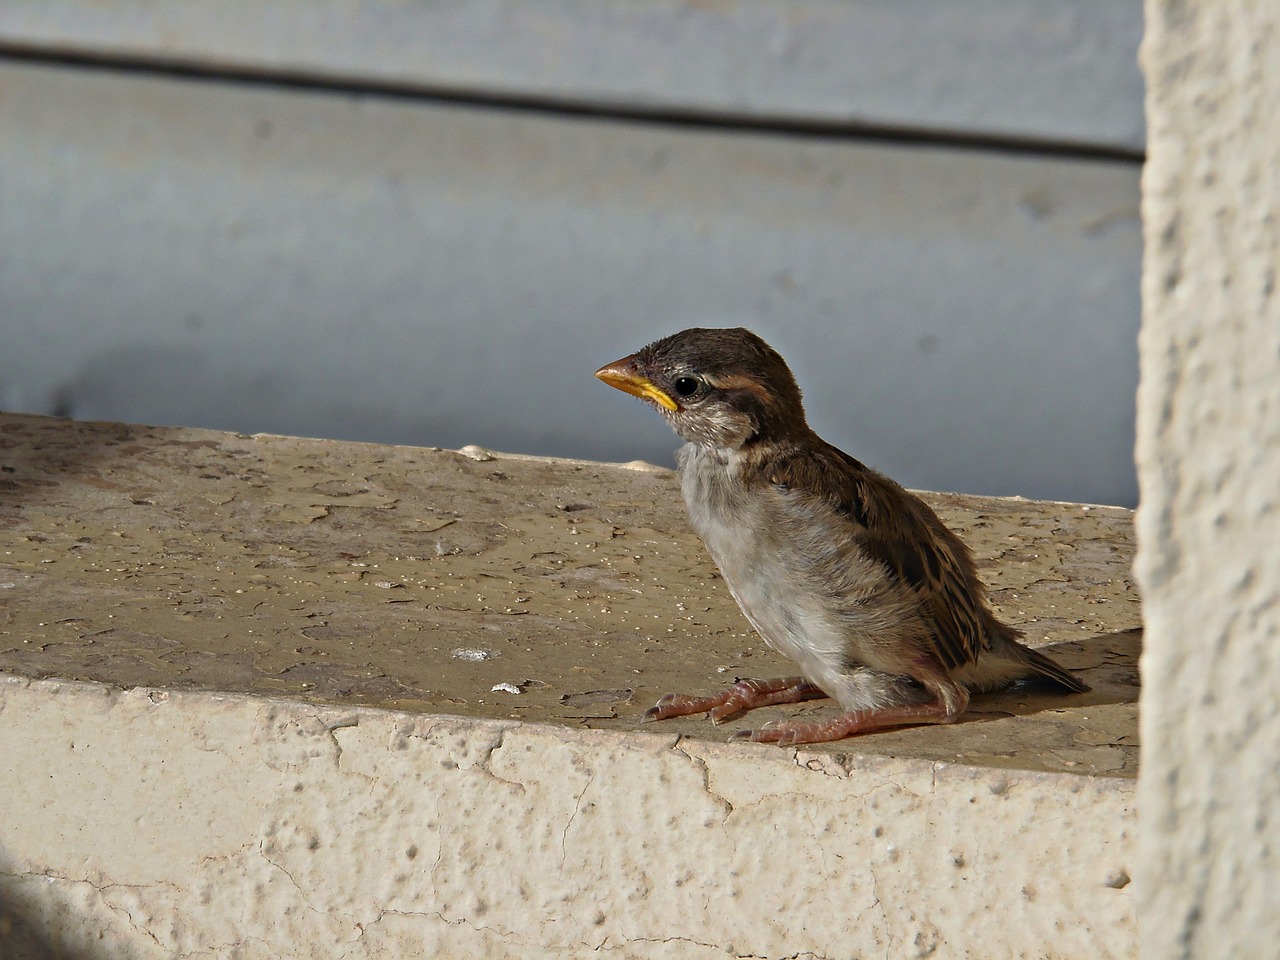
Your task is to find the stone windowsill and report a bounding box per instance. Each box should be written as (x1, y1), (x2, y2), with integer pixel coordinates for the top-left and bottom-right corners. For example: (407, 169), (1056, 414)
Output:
(0, 413), (1139, 959)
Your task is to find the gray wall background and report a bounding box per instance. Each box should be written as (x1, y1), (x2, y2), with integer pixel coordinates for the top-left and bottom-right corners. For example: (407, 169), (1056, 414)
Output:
(0, 0), (1143, 505)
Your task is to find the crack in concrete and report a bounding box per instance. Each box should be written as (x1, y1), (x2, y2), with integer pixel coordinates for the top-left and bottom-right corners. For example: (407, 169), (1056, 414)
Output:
(623, 933), (738, 953)
(561, 770), (597, 862)
(0, 867), (177, 953)
(427, 791), (446, 894)
(97, 885), (168, 953)
(348, 905), (530, 954)
(0, 865), (158, 894)
(851, 865), (892, 960)
(195, 841), (259, 868)
(793, 750), (854, 778)
(228, 935), (285, 960)
(172, 934), (286, 960)
(475, 726), (528, 792)
(324, 713), (361, 765)
(672, 738), (734, 818)
(257, 840), (357, 935)
(622, 935), (830, 960)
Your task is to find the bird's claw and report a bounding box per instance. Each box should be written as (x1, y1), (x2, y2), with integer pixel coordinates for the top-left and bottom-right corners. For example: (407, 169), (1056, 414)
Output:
(642, 692), (719, 723)
(727, 719), (799, 745)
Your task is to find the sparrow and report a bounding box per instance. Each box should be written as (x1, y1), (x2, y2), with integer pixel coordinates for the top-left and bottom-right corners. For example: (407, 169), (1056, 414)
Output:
(595, 327), (1087, 746)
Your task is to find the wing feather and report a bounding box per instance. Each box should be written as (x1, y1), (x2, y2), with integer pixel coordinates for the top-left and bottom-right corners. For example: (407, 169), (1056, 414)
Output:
(756, 444), (989, 670)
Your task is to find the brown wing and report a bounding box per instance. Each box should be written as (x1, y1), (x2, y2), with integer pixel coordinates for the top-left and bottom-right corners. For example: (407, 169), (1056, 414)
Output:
(756, 443), (990, 671)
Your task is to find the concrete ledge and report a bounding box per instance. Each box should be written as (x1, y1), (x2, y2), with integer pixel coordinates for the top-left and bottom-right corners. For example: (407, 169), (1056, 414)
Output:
(0, 413), (1139, 956)
(0, 678), (1134, 959)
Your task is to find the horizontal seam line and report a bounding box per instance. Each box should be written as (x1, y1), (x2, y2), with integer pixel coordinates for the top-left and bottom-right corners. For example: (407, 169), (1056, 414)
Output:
(0, 42), (1146, 164)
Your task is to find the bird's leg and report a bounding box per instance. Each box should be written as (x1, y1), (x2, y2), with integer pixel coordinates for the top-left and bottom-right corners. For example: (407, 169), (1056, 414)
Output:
(731, 669), (970, 746)
(643, 677), (827, 725)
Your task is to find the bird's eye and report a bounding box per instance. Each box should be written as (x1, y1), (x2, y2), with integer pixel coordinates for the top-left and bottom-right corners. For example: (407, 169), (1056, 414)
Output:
(673, 376), (700, 398)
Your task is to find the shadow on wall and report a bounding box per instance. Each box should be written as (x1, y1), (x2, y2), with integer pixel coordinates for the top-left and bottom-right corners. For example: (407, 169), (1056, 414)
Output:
(17, 334), (1140, 508)
(30, 342), (475, 462)
(0, 873), (123, 960)
(42, 344), (302, 442)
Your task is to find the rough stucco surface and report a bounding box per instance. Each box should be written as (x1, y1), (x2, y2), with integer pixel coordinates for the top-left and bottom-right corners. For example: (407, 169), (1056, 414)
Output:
(1136, 3), (1280, 958)
(0, 679), (1134, 960)
(0, 412), (1140, 957)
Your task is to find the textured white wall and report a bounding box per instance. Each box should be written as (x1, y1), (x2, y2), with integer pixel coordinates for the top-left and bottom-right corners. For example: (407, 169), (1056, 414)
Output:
(1136, 3), (1280, 956)
(0, 678), (1137, 960)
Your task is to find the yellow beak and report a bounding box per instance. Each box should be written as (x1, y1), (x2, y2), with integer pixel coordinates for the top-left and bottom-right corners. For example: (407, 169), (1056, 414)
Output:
(594, 357), (679, 412)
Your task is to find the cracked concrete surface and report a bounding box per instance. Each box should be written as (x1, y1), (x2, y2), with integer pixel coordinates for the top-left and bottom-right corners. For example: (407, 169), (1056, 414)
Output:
(0, 681), (1133, 960)
(0, 414), (1137, 957)
(0, 413), (1139, 775)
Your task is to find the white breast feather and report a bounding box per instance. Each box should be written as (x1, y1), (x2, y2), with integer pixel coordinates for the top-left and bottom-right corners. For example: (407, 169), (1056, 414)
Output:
(677, 443), (930, 712)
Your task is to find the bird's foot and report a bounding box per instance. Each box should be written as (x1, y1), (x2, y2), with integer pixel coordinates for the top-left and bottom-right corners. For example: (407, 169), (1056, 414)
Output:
(642, 677), (826, 724)
(730, 700), (959, 746)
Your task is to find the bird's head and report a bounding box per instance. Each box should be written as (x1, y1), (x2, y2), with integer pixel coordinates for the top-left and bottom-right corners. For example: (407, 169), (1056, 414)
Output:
(595, 327), (807, 450)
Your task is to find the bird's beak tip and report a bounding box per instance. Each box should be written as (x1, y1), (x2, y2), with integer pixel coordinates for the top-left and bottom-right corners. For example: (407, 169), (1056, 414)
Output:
(594, 358), (678, 412)
(593, 359), (630, 387)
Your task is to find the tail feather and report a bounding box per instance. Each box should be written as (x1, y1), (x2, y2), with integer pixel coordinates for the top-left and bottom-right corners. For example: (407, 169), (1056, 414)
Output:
(1020, 642), (1090, 693)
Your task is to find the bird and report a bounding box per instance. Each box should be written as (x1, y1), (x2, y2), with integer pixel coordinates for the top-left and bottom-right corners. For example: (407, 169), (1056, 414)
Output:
(594, 327), (1088, 746)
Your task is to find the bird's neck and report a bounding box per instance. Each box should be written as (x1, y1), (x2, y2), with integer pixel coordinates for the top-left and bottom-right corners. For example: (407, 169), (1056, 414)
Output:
(680, 424), (815, 475)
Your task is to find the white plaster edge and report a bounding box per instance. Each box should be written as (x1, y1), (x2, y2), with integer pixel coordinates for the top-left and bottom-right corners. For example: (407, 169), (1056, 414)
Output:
(0, 673), (1135, 959)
